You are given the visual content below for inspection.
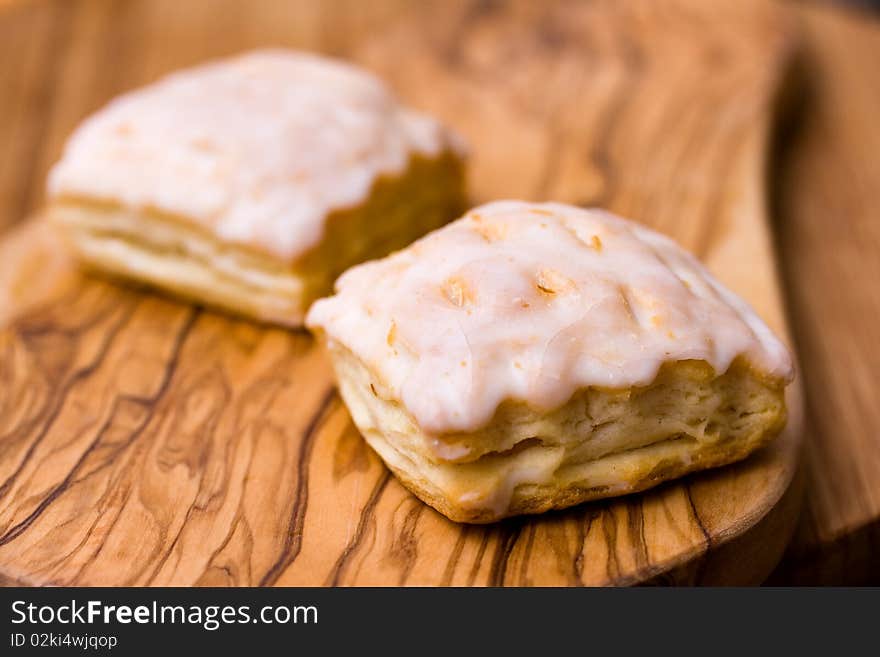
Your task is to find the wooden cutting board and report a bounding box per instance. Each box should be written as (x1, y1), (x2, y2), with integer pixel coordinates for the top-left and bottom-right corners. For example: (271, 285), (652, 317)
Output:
(768, 3), (880, 585)
(0, 0), (804, 585)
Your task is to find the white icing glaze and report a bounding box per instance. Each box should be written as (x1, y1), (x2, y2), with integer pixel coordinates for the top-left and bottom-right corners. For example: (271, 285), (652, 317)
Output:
(48, 50), (464, 261)
(307, 201), (794, 435)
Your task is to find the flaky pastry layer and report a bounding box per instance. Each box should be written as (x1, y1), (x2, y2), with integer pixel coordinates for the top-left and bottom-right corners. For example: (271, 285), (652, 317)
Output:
(50, 154), (464, 325)
(323, 339), (787, 523)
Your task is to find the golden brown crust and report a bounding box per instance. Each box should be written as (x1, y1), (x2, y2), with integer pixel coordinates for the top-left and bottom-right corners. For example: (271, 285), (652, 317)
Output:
(385, 417), (784, 524)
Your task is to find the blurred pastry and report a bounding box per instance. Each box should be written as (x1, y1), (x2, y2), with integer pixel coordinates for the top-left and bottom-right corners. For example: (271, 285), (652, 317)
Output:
(47, 50), (465, 326)
(307, 200), (794, 523)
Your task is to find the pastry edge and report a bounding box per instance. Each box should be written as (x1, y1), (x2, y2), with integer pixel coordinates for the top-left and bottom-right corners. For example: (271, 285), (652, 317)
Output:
(371, 420), (783, 524)
(48, 152), (465, 326)
(319, 336), (788, 523)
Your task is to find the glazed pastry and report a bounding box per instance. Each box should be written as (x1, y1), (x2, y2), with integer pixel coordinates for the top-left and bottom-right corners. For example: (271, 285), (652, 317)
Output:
(306, 201), (794, 523)
(47, 50), (465, 326)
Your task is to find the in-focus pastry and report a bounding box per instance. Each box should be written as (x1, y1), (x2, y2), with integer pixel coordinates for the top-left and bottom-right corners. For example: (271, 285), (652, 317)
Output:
(47, 50), (465, 326)
(306, 200), (794, 523)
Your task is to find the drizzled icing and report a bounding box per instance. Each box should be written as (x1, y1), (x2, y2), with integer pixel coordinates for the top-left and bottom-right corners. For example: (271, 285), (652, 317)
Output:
(307, 201), (794, 435)
(48, 50), (463, 261)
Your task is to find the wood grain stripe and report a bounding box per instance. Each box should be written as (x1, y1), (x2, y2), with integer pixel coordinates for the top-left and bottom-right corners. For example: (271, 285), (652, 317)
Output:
(259, 387), (336, 586)
(324, 471), (391, 586)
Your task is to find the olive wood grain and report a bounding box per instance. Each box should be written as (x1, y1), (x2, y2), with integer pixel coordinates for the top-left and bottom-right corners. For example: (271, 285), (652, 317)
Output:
(768, 3), (880, 585)
(0, 0), (803, 585)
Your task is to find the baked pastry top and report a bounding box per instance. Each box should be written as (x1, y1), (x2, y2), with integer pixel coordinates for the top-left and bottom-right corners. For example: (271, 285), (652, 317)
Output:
(307, 201), (794, 522)
(47, 50), (465, 325)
